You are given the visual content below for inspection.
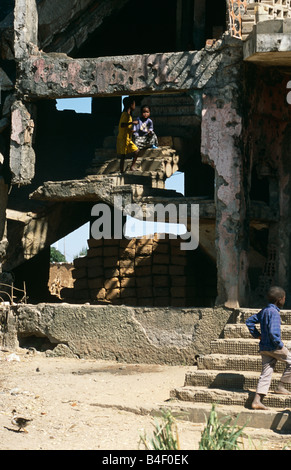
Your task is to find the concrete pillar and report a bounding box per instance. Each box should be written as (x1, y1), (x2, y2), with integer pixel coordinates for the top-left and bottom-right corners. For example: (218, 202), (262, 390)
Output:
(201, 94), (249, 308)
(14, 0), (38, 59)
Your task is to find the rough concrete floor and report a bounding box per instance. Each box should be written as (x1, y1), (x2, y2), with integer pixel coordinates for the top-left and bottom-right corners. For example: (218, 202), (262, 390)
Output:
(0, 348), (290, 451)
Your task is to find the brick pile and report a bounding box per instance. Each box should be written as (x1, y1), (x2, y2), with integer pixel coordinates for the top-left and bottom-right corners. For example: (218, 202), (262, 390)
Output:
(72, 234), (192, 306)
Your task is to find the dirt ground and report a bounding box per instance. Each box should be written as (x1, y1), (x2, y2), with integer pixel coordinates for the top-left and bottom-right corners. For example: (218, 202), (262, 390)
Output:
(0, 348), (291, 451)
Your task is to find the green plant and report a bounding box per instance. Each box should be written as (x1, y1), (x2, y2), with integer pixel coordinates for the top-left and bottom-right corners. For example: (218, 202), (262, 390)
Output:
(139, 410), (180, 450)
(199, 404), (247, 450)
(50, 247), (66, 262)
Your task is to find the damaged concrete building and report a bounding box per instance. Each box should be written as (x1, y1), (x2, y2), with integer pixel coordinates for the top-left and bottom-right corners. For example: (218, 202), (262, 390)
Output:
(1, 0), (291, 363)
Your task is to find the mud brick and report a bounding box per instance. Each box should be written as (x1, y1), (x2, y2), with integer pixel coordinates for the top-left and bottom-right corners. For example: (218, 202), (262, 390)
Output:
(104, 256), (119, 267)
(136, 276), (152, 287)
(104, 267), (120, 278)
(171, 286), (186, 297)
(74, 289), (90, 300)
(104, 277), (120, 289)
(120, 266), (135, 276)
(136, 237), (153, 245)
(171, 298), (186, 307)
(153, 287), (170, 297)
(120, 297), (137, 305)
(152, 265), (168, 274)
(135, 256), (151, 266)
(137, 298), (153, 306)
(74, 278), (88, 290)
(87, 247), (103, 257)
(87, 266), (104, 278)
(103, 238), (120, 246)
(119, 238), (136, 248)
(120, 287), (136, 298)
(171, 276), (187, 286)
(120, 277), (136, 288)
(153, 254), (170, 264)
(87, 238), (103, 248)
(153, 243), (169, 254)
(104, 246), (119, 257)
(171, 245), (187, 255)
(154, 297), (170, 306)
(136, 244), (152, 256)
(72, 268), (87, 279)
(119, 259), (134, 268)
(137, 286), (153, 297)
(153, 275), (169, 287)
(169, 265), (185, 275)
(90, 287), (106, 300)
(135, 265), (151, 276)
(106, 288), (120, 300)
(87, 257), (103, 268)
(73, 257), (87, 268)
(171, 256), (187, 266)
(119, 247), (135, 259)
(88, 278), (104, 289)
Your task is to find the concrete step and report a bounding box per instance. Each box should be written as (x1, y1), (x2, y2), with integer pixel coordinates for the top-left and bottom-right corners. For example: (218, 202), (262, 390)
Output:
(238, 309), (291, 324)
(161, 401), (291, 432)
(184, 369), (291, 392)
(197, 353), (288, 373)
(170, 385), (291, 409)
(210, 338), (260, 355)
(224, 323), (291, 340)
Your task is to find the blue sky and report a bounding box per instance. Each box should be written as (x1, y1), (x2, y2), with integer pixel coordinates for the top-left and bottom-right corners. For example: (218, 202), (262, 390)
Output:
(53, 98), (185, 262)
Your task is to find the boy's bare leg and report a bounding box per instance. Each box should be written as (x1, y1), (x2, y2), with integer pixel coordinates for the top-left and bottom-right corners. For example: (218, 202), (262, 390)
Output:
(251, 393), (268, 410)
(120, 155), (125, 173)
(129, 151), (139, 171)
(274, 381), (291, 395)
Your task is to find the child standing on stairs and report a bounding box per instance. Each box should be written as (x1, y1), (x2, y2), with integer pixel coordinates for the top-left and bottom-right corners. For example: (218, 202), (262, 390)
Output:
(133, 105), (158, 150)
(116, 96), (140, 173)
(246, 286), (291, 410)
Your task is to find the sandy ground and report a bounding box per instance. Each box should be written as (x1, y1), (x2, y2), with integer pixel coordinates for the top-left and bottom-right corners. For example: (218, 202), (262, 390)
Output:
(0, 348), (291, 452)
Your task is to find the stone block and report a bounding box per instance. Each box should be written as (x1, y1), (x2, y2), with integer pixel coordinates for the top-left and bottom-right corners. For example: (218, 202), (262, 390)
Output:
(152, 265), (168, 274)
(135, 266), (152, 276)
(87, 238), (103, 248)
(104, 277), (120, 289)
(106, 288), (120, 300)
(87, 266), (104, 278)
(136, 276), (152, 287)
(120, 277), (136, 288)
(120, 287), (136, 298)
(87, 247), (103, 257)
(120, 266), (135, 277)
(90, 288), (106, 300)
(72, 268), (87, 279)
(153, 254), (170, 264)
(88, 278), (104, 289)
(74, 278), (88, 290)
(153, 275), (169, 287)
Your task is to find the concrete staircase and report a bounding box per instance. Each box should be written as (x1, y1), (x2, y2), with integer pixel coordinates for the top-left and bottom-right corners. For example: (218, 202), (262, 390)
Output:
(169, 308), (291, 430)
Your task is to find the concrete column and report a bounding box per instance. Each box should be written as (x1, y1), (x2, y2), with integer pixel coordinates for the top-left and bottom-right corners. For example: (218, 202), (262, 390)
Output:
(14, 0), (38, 59)
(201, 94), (249, 308)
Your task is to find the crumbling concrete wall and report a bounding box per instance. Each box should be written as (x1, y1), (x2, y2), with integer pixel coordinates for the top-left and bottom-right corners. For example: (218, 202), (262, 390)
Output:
(244, 64), (291, 303)
(2, 303), (233, 364)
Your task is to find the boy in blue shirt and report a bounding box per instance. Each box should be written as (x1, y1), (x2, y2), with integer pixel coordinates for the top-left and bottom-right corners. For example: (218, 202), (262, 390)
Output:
(246, 286), (291, 410)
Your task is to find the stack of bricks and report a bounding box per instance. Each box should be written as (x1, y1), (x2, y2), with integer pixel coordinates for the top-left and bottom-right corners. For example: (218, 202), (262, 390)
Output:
(72, 234), (192, 307)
